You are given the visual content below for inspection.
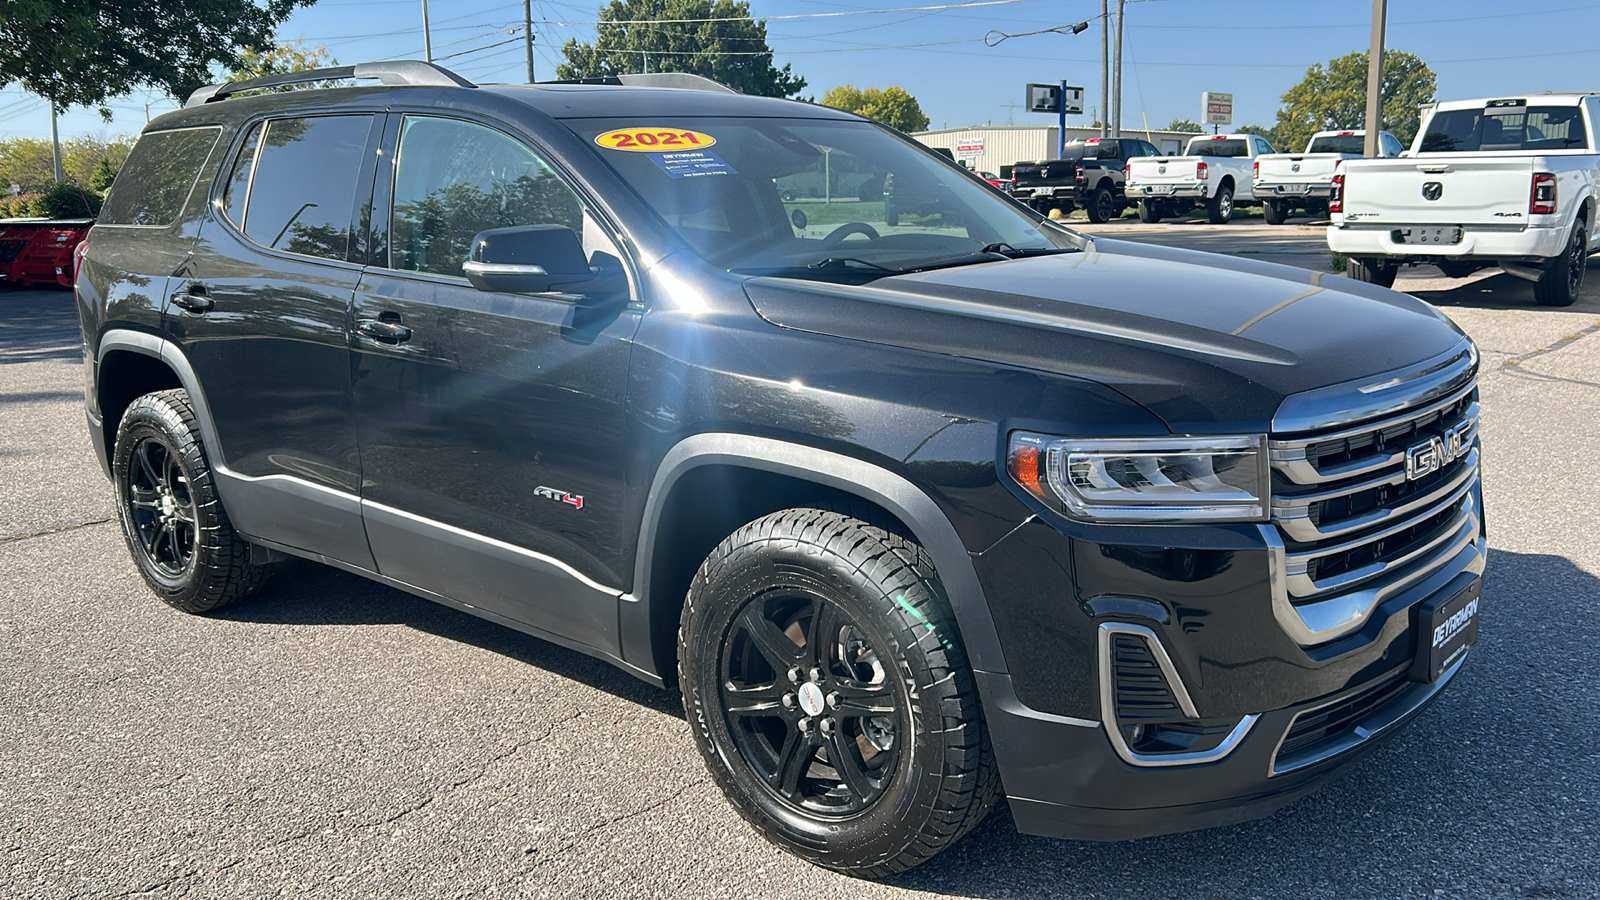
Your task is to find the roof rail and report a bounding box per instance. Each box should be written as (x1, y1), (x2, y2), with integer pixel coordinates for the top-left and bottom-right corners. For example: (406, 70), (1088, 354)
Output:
(539, 72), (738, 94)
(186, 60), (474, 107)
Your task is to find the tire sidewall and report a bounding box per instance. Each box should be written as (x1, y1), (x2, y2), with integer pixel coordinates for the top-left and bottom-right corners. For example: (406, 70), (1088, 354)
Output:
(112, 393), (222, 607)
(681, 533), (952, 868)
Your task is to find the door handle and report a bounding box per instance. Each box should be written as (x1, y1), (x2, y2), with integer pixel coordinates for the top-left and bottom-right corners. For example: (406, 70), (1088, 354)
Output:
(170, 287), (213, 313)
(356, 317), (412, 344)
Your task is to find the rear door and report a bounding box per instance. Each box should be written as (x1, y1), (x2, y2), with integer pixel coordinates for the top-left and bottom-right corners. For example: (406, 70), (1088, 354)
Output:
(169, 113), (382, 567)
(350, 112), (640, 654)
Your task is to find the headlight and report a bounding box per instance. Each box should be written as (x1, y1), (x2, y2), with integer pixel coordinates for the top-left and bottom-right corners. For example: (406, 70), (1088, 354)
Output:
(1006, 432), (1268, 523)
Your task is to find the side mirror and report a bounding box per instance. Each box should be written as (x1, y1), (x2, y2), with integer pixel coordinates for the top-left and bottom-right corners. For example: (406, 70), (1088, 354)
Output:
(463, 225), (594, 294)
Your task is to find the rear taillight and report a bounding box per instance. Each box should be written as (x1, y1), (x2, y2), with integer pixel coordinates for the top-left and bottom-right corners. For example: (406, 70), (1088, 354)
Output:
(1252, 160), (1259, 182)
(1531, 173), (1557, 214)
(1196, 161), (1209, 181)
(1075, 165), (1086, 183)
(1329, 174), (1344, 213)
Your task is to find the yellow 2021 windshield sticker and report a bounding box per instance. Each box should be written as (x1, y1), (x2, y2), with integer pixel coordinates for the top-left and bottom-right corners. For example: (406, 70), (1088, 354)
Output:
(595, 128), (716, 152)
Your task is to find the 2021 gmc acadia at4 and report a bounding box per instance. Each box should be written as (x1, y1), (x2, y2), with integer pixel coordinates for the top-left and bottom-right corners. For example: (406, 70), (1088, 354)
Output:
(76, 61), (1487, 877)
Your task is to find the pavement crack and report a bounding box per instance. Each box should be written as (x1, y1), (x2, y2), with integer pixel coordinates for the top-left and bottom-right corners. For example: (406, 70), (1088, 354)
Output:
(513, 776), (708, 877)
(1, 517), (114, 544)
(1502, 320), (1600, 368)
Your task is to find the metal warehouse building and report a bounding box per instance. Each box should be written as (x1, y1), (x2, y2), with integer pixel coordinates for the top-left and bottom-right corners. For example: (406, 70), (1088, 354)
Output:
(912, 125), (1206, 175)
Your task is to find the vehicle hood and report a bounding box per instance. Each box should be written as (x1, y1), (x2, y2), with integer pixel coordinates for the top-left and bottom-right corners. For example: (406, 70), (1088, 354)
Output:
(742, 238), (1468, 433)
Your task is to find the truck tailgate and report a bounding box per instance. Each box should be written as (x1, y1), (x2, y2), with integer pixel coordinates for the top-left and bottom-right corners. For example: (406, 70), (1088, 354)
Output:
(1128, 158), (1200, 184)
(1343, 156), (1536, 224)
(1258, 155), (1341, 183)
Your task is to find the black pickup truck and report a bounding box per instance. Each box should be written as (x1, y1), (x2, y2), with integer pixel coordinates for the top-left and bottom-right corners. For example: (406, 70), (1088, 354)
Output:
(1010, 136), (1163, 222)
(77, 63), (1485, 879)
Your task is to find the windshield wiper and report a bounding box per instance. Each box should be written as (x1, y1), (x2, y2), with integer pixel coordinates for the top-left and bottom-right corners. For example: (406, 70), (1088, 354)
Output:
(978, 242), (1077, 258)
(807, 257), (898, 272)
(899, 245), (1075, 275)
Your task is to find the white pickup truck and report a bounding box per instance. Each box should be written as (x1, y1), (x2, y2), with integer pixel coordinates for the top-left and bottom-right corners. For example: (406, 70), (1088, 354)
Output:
(1328, 94), (1600, 305)
(1254, 130), (1404, 224)
(1125, 133), (1277, 223)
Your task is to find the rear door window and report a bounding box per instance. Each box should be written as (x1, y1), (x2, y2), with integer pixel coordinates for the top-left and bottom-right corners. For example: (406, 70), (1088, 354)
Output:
(227, 115), (374, 260)
(98, 127), (222, 227)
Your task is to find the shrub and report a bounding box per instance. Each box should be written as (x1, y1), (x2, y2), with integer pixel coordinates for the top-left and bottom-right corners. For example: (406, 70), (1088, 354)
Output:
(1, 193), (47, 218)
(40, 181), (102, 218)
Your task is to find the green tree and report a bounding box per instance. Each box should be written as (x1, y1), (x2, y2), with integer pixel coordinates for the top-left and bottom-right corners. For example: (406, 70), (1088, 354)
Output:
(1165, 118), (1204, 133)
(226, 41), (339, 86)
(1235, 123), (1281, 147)
(820, 84), (930, 133)
(557, 0), (805, 98)
(0, 0), (314, 114)
(88, 156), (118, 193)
(0, 136), (133, 192)
(1274, 49), (1436, 153)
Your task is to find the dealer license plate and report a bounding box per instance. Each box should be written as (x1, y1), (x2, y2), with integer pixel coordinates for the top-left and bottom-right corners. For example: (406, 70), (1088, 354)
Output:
(1412, 577), (1481, 682)
(1399, 226), (1462, 245)
(1276, 184), (1308, 194)
(1144, 185), (1172, 194)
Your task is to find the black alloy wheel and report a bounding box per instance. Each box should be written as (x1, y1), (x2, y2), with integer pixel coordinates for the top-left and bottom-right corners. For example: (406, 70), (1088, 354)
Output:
(1088, 185), (1117, 223)
(113, 389), (276, 612)
(1535, 222), (1587, 307)
(124, 436), (198, 579)
(679, 507), (997, 877)
(720, 589), (901, 816)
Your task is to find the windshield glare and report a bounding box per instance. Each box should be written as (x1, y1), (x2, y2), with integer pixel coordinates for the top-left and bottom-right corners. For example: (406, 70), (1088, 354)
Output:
(568, 117), (1070, 277)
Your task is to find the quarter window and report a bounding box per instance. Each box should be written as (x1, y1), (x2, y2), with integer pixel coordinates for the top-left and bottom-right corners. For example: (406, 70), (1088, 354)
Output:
(226, 115), (373, 261)
(390, 116), (585, 277)
(97, 127), (222, 227)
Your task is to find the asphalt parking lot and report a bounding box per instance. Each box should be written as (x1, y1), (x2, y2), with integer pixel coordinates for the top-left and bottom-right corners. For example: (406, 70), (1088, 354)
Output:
(3, 225), (1598, 899)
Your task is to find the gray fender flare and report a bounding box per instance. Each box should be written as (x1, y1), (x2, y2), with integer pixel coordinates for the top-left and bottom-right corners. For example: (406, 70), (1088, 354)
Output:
(622, 432), (1009, 676)
(96, 330), (229, 468)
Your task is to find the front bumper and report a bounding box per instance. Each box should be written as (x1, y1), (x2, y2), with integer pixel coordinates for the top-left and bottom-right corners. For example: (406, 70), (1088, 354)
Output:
(1327, 223), (1569, 260)
(1126, 183), (1207, 200)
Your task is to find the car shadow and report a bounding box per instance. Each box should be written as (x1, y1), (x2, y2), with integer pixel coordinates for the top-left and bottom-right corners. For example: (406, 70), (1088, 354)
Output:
(889, 546), (1598, 898)
(217, 559), (684, 718)
(1403, 261), (1600, 314)
(0, 287), (82, 364)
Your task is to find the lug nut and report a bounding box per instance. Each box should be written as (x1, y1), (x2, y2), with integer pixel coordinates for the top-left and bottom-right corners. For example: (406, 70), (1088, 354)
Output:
(826, 692), (841, 710)
(781, 693), (796, 709)
(797, 718), (812, 733)
(809, 667), (823, 683)
(787, 667), (803, 684)
(819, 717), (835, 736)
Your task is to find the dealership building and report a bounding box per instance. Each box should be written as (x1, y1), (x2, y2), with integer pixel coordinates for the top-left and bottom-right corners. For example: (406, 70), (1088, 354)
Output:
(911, 125), (1206, 174)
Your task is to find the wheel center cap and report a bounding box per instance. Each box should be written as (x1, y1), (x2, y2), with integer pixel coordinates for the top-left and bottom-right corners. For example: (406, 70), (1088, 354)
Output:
(160, 494), (175, 517)
(797, 682), (825, 717)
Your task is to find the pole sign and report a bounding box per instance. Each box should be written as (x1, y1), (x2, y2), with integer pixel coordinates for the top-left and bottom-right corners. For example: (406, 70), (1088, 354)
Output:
(1027, 83), (1060, 113)
(1203, 91), (1233, 125)
(954, 136), (985, 160)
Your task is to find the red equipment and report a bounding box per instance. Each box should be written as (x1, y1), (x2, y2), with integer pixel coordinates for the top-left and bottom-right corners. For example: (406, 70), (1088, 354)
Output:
(0, 218), (93, 289)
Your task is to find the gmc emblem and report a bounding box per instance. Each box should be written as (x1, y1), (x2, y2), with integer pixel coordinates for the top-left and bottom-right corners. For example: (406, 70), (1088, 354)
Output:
(1404, 423), (1470, 480)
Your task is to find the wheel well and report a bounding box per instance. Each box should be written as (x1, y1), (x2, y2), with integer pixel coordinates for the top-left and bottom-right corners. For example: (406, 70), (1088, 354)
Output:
(643, 464), (909, 687)
(1218, 175), (1235, 191)
(97, 350), (182, 459)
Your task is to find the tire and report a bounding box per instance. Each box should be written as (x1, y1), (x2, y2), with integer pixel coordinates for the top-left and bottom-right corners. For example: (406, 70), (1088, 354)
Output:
(1261, 200), (1286, 225)
(1206, 183), (1235, 224)
(1136, 200), (1162, 223)
(1087, 184), (1117, 223)
(1534, 221), (1587, 307)
(1348, 257), (1399, 288)
(679, 507), (997, 878)
(112, 389), (275, 613)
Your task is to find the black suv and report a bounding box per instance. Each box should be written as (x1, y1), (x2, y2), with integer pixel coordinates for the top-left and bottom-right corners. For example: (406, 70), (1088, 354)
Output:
(75, 61), (1486, 877)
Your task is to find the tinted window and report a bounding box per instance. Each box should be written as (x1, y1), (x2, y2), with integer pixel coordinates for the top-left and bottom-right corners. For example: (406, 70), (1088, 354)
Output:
(1187, 138), (1249, 157)
(222, 123), (263, 227)
(1382, 133), (1405, 156)
(1253, 137), (1275, 155)
(1307, 134), (1366, 154)
(98, 127), (221, 227)
(390, 116), (584, 277)
(1421, 106), (1590, 152)
(237, 115), (372, 260)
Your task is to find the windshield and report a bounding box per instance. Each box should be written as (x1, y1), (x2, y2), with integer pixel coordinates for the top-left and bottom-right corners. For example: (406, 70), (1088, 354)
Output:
(1186, 138), (1249, 157)
(567, 117), (1073, 279)
(1420, 105), (1589, 152)
(1307, 134), (1365, 154)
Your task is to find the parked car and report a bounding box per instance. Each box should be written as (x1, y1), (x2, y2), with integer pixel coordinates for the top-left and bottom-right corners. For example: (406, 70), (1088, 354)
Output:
(1328, 94), (1599, 303)
(1010, 137), (1162, 222)
(1126, 133), (1277, 223)
(78, 61), (1485, 878)
(1254, 130), (1404, 224)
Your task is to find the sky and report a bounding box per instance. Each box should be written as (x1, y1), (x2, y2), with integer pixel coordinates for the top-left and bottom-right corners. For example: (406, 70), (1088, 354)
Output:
(4, 0), (1599, 144)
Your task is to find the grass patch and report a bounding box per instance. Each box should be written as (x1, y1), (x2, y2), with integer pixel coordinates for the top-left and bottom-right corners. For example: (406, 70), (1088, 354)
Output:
(1329, 253), (1349, 273)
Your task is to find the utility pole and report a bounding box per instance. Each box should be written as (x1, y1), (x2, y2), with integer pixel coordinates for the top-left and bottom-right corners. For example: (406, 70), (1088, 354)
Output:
(49, 96), (63, 184)
(1057, 79), (1068, 159)
(524, 0), (536, 83)
(1363, 0), (1387, 158)
(1099, 0), (1109, 138)
(1111, 0), (1125, 137)
(421, 0), (434, 62)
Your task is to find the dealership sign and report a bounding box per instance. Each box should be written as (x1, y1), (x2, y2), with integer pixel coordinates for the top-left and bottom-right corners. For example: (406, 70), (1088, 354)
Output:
(1203, 91), (1233, 125)
(955, 136), (984, 159)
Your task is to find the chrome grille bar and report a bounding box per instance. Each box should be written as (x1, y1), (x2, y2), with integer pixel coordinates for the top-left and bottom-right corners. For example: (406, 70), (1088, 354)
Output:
(1270, 384), (1477, 486)
(1273, 446), (1478, 543)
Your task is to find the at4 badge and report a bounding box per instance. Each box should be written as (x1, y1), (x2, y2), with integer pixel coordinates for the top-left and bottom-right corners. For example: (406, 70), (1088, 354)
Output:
(534, 486), (584, 510)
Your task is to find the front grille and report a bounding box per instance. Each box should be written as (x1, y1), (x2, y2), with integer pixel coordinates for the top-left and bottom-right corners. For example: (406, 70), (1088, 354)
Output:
(1269, 373), (1480, 616)
(1277, 669), (1411, 761)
